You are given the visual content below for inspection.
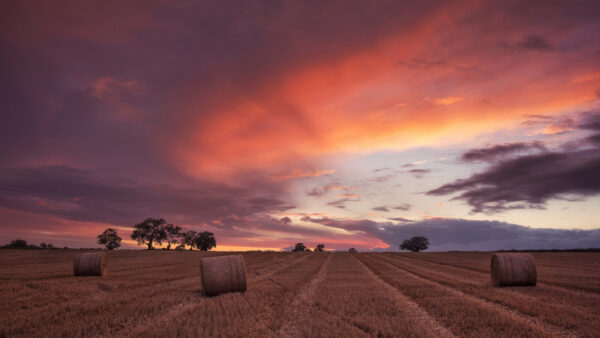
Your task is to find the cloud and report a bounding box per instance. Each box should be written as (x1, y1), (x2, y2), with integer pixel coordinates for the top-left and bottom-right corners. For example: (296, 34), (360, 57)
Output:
(392, 203), (411, 211)
(326, 197), (360, 209)
(2, 1), (600, 248)
(429, 147), (600, 213)
(372, 206), (389, 212)
(371, 173), (400, 183)
(305, 216), (600, 251)
(522, 114), (578, 135)
(88, 77), (142, 119)
(579, 111), (600, 131)
(401, 160), (427, 168)
(572, 72), (600, 84)
(399, 58), (445, 70)
(434, 96), (463, 106)
(407, 168), (431, 178)
(516, 35), (553, 51)
(388, 217), (412, 222)
(0, 165), (294, 225)
(429, 111), (600, 213)
(306, 183), (352, 197)
(587, 133), (600, 144)
(461, 141), (546, 162)
(271, 168), (335, 180)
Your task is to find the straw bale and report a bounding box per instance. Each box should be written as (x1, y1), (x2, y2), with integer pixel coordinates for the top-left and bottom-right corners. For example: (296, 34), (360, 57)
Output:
(74, 252), (106, 276)
(200, 255), (247, 296)
(491, 253), (536, 287)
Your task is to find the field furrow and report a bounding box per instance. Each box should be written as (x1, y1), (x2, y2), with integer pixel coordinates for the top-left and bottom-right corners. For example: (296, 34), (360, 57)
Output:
(1, 250), (598, 337)
(0, 252), (312, 337)
(127, 253), (330, 337)
(356, 253), (572, 337)
(381, 254), (600, 336)
(400, 252), (600, 293)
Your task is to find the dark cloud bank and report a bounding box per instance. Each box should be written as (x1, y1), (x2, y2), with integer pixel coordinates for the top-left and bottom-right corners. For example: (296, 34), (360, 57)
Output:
(306, 217), (600, 251)
(429, 112), (600, 213)
(0, 165), (293, 226)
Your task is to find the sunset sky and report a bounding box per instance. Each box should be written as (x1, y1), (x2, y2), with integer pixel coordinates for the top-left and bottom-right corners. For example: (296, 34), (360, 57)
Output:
(1, 0), (599, 251)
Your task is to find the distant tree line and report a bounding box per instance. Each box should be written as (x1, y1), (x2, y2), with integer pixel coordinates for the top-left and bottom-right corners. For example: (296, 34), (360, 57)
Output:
(95, 217), (217, 251)
(290, 242), (326, 252)
(129, 218), (216, 251)
(2, 217), (217, 251)
(0, 239), (66, 250)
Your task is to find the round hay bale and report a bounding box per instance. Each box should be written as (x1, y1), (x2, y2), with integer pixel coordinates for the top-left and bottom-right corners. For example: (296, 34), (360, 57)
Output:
(490, 253), (536, 287)
(74, 252), (106, 276)
(200, 255), (246, 296)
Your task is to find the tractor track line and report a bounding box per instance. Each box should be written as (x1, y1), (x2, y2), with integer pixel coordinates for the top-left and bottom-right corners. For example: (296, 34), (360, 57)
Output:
(123, 254), (325, 337)
(382, 254), (600, 306)
(273, 253), (333, 337)
(351, 254), (455, 338)
(372, 254), (578, 338)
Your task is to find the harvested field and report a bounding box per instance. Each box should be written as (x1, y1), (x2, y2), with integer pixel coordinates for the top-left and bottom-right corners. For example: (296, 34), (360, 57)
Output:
(0, 250), (598, 337)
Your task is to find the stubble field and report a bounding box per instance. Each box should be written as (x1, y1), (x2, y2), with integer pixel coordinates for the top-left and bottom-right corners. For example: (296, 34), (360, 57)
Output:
(0, 250), (598, 337)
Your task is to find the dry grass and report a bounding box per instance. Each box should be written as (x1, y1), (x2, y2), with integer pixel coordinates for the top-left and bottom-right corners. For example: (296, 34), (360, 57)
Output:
(382, 252), (600, 337)
(0, 250), (598, 337)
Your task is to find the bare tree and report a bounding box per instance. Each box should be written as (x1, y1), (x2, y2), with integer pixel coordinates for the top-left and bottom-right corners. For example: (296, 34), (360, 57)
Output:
(97, 228), (122, 250)
(131, 218), (167, 250)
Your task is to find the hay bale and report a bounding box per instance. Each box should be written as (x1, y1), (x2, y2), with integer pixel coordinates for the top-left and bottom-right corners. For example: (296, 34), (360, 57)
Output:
(490, 253), (536, 287)
(200, 255), (246, 296)
(74, 252), (106, 276)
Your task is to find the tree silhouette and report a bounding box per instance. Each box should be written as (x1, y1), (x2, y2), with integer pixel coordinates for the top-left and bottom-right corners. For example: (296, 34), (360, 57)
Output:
(181, 230), (197, 250)
(349, 248), (357, 253)
(164, 224), (182, 250)
(10, 239), (27, 248)
(315, 244), (325, 252)
(97, 228), (122, 250)
(400, 236), (430, 252)
(131, 218), (167, 250)
(194, 231), (216, 251)
(292, 242), (307, 252)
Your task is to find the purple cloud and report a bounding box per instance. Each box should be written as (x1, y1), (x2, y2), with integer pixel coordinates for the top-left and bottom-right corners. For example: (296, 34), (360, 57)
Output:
(461, 141), (546, 162)
(306, 216), (600, 251)
(0, 165), (294, 225)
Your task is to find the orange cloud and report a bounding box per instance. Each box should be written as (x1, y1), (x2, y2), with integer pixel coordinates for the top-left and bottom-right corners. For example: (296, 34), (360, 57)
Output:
(572, 72), (600, 84)
(89, 77), (142, 119)
(434, 96), (463, 105)
(271, 168), (336, 180)
(171, 18), (599, 181)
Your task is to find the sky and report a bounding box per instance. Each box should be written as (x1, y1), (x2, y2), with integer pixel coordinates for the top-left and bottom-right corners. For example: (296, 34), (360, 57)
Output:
(1, 0), (599, 251)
